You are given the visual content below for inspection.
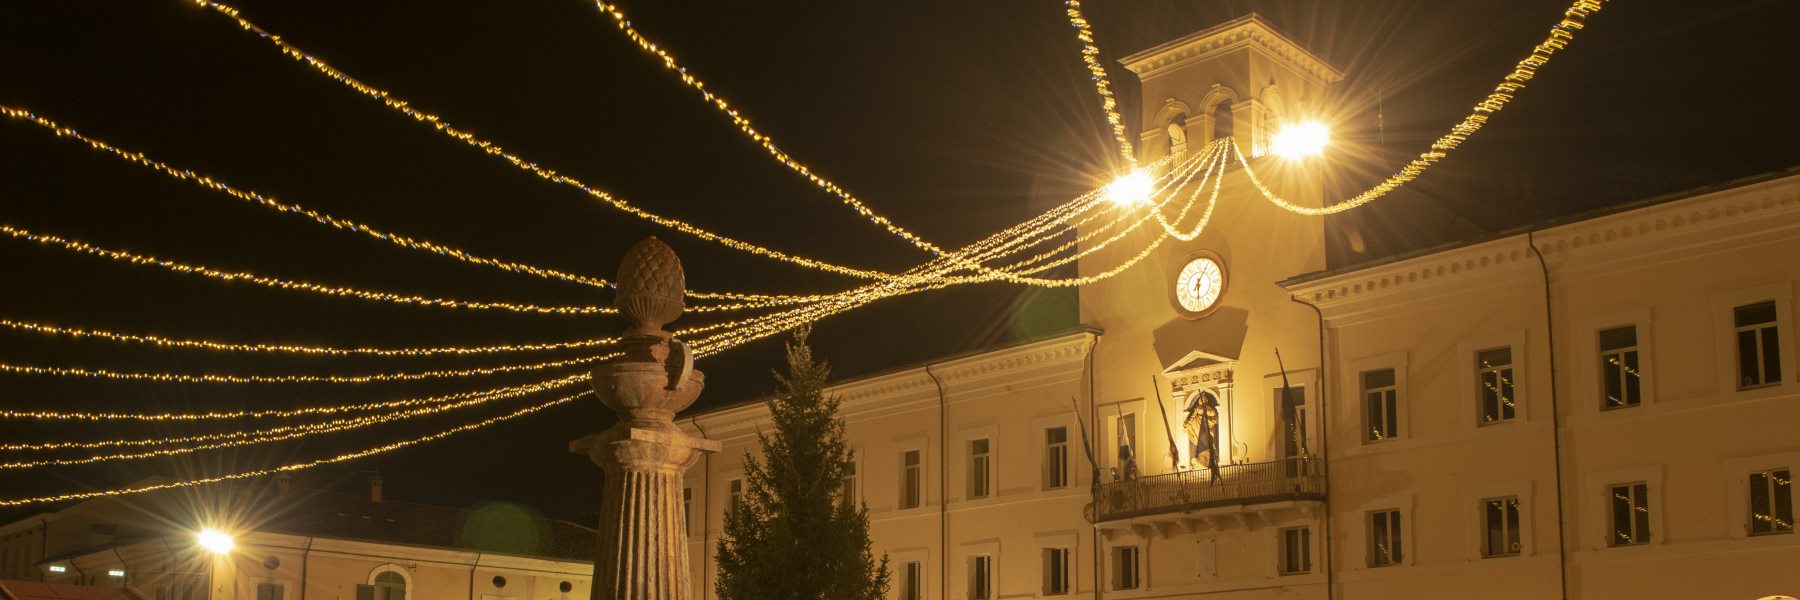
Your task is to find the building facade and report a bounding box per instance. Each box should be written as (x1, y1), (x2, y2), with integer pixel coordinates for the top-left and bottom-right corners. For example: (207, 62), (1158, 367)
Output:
(680, 15), (1800, 600)
(0, 480), (596, 600)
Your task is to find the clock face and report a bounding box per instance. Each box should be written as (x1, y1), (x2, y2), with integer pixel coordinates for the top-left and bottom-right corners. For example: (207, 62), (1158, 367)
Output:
(1174, 255), (1225, 317)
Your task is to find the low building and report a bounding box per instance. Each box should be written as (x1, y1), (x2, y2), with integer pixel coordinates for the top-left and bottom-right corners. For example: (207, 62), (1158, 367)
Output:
(0, 477), (595, 600)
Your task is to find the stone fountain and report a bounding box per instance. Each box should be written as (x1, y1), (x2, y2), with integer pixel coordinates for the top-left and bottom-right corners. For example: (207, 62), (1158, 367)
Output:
(571, 237), (720, 599)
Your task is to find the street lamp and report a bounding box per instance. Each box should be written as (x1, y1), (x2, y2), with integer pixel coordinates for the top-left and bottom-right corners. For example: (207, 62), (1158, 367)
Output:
(197, 529), (234, 554)
(1106, 169), (1154, 206)
(1270, 120), (1330, 159)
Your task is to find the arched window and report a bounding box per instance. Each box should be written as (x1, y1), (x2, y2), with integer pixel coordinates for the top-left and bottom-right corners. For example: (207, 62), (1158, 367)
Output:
(1212, 101), (1234, 144)
(359, 566), (409, 600)
(1166, 113), (1189, 158)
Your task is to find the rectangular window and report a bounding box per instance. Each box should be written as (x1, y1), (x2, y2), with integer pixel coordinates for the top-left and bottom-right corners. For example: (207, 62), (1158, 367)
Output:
(1362, 369), (1399, 442)
(902, 450), (922, 509)
(1045, 427), (1069, 489)
(727, 479), (743, 517)
(683, 487), (693, 533)
(1482, 496), (1522, 557)
(1278, 527), (1312, 575)
(970, 439), (992, 499)
(1736, 301), (1782, 390)
(1749, 468), (1794, 535)
(255, 584), (285, 600)
(1111, 546), (1140, 590)
(902, 561), (923, 600)
(1368, 509), (1403, 567)
(841, 454), (857, 508)
(968, 555), (992, 600)
(1599, 325), (1643, 409)
(1043, 547), (1070, 595)
(1477, 347), (1517, 425)
(1608, 482), (1651, 546)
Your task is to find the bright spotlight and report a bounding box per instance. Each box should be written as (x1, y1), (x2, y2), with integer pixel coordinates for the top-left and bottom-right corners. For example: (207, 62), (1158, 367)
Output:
(1106, 169), (1154, 206)
(197, 528), (234, 554)
(1271, 120), (1329, 159)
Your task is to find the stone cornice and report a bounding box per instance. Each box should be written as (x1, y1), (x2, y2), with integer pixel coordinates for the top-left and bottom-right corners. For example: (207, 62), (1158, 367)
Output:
(688, 331), (1097, 436)
(1283, 173), (1800, 315)
(1120, 14), (1343, 84)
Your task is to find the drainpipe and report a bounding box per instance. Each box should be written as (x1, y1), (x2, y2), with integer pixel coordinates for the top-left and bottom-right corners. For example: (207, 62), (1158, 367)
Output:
(923, 364), (949, 600)
(298, 538), (312, 600)
(1528, 231), (1571, 600)
(467, 552), (480, 600)
(691, 417), (712, 600)
(39, 518), (49, 583)
(1085, 335), (1101, 600)
(1290, 294), (1332, 599)
(111, 547), (129, 590)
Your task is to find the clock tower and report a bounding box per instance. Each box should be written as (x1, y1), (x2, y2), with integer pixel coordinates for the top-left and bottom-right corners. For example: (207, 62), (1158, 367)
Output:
(1076, 13), (1341, 486)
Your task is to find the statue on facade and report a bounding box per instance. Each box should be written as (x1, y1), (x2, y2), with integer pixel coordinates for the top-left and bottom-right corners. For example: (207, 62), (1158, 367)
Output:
(1184, 390), (1221, 482)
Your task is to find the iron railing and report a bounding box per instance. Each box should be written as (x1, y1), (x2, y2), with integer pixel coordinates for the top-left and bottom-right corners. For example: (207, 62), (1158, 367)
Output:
(1094, 458), (1326, 523)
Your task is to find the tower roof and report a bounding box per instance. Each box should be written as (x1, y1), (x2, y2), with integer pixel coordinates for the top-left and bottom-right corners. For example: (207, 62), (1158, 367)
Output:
(1119, 13), (1343, 84)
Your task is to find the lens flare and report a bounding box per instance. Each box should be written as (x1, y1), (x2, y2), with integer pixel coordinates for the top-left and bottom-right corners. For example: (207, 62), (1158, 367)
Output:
(197, 528), (234, 553)
(1271, 121), (1330, 159)
(1106, 170), (1154, 206)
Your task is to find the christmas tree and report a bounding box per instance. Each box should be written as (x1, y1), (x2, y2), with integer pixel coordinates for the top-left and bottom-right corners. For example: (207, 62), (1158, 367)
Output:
(716, 330), (889, 600)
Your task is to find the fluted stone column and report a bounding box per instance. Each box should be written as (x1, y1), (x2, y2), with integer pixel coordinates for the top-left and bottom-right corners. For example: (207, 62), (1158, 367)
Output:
(572, 237), (721, 600)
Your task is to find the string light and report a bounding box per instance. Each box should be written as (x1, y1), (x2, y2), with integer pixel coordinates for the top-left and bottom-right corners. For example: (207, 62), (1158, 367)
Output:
(0, 372), (591, 421)
(0, 350), (610, 385)
(0, 105), (613, 290)
(0, 223), (611, 316)
(0, 317), (618, 357)
(190, 2), (915, 284)
(1064, 0), (1136, 167)
(0, 382), (549, 469)
(1233, 0), (1606, 215)
(0, 391), (586, 507)
(0, 104), (825, 306)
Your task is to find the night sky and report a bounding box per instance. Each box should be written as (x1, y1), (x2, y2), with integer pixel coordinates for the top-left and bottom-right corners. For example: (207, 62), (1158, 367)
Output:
(1, 1), (1795, 526)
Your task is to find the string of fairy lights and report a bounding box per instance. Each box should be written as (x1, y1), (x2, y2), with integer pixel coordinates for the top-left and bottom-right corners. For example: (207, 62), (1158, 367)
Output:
(0, 0), (1607, 506)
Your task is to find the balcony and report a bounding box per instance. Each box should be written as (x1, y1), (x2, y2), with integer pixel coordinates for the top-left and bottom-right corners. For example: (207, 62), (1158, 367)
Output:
(1093, 458), (1325, 535)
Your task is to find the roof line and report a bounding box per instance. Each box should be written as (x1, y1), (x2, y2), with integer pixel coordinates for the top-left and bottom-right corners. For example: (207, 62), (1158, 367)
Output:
(1280, 163), (1800, 288)
(682, 325), (1103, 420)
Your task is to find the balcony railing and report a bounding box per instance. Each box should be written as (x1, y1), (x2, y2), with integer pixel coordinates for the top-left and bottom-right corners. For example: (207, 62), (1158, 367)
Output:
(1094, 458), (1326, 523)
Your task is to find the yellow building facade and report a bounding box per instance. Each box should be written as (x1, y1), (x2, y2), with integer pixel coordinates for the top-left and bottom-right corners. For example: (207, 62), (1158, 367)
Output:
(681, 15), (1800, 600)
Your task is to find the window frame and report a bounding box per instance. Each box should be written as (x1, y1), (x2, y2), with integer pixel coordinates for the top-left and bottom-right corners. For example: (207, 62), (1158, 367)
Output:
(1606, 482), (1652, 546)
(1045, 426), (1070, 490)
(1042, 546), (1071, 596)
(1475, 347), (1518, 426)
(1361, 368), (1400, 443)
(1277, 526), (1313, 575)
(1465, 481), (1533, 560)
(1458, 331), (1529, 429)
(1573, 308), (1658, 417)
(726, 478), (744, 518)
(1582, 465), (1664, 552)
(900, 449), (923, 510)
(1597, 325), (1644, 410)
(1734, 301), (1783, 390)
(841, 447), (861, 509)
(968, 437), (993, 500)
(1749, 467), (1795, 536)
(1479, 495), (1523, 559)
(1110, 545), (1142, 590)
(1712, 284), (1794, 398)
(364, 565), (411, 600)
(1366, 509), (1403, 567)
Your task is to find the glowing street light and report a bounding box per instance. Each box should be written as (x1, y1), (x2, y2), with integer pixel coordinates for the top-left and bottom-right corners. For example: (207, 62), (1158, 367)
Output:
(1270, 120), (1330, 159)
(1106, 169), (1154, 206)
(197, 528), (234, 554)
